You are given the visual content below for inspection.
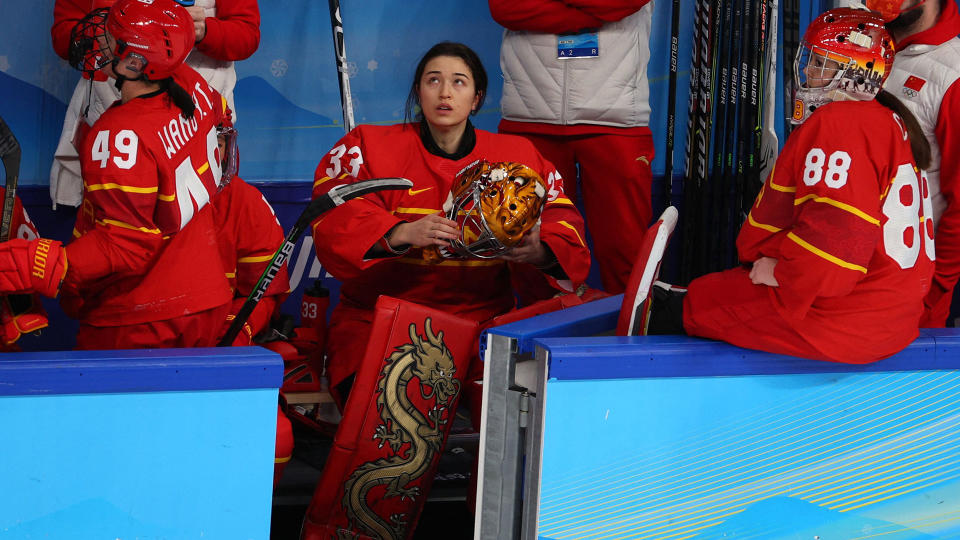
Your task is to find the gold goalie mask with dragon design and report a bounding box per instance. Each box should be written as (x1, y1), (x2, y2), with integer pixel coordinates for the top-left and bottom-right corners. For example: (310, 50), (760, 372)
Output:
(426, 160), (547, 261)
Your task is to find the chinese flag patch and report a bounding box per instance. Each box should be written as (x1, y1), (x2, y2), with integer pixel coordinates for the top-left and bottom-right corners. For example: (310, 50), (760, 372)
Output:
(904, 75), (927, 92)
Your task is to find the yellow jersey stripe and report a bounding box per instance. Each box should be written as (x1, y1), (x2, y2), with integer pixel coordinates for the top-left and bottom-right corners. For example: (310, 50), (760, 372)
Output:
(558, 221), (585, 246)
(96, 218), (162, 235)
(86, 183), (158, 194)
(238, 254), (274, 263)
(275, 455), (291, 464)
(395, 207), (439, 215)
(794, 194), (880, 226)
(747, 212), (783, 233)
(551, 197), (574, 205)
(158, 193), (176, 202)
(787, 232), (868, 273)
(72, 228), (82, 238)
(224, 272), (237, 279)
(313, 176), (333, 189)
(197, 162), (210, 175)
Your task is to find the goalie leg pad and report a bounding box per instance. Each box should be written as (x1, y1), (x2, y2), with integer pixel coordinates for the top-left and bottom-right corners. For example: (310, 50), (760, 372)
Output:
(301, 296), (479, 540)
(616, 207), (679, 336)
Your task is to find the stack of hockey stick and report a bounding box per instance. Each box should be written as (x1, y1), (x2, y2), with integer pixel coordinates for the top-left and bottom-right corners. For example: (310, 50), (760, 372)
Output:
(679, 0), (787, 283)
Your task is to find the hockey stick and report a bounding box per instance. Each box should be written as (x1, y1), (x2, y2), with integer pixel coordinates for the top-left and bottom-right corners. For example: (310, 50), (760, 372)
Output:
(328, 0), (355, 132)
(755, 0), (779, 196)
(782, 0), (800, 138)
(217, 177), (412, 346)
(680, 0), (703, 283)
(0, 116), (20, 242)
(663, 0), (681, 215)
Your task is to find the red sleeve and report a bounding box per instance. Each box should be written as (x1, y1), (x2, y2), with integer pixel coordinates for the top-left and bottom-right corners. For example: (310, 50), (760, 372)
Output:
(563, 0), (652, 22)
(10, 195), (40, 241)
(230, 179), (289, 301)
(211, 178), (287, 337)
(488, 0), (605, 33)
(923, 79), (960, 324)
(489, 0), (648, 32)
(310, 128), (405, 281)
(52, 0), (91, 60)
(536, 162), (591, 289)
(194, 0), (261, 61)
(64, 120), (163, 287)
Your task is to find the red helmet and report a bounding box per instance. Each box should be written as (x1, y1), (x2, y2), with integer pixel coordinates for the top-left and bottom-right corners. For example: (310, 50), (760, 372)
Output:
(792, 8), (895, 124)
(105, 0), (194, 81)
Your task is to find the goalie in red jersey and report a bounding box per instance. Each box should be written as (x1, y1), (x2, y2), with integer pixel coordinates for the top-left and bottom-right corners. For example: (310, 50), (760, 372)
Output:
(310, 42), (592, 405)
(0, 0), (236, 349)
(644, 8), (934, 364)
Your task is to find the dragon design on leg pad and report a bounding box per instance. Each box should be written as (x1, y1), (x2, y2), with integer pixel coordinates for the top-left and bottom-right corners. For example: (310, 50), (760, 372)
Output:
(341, 317), (461, 540)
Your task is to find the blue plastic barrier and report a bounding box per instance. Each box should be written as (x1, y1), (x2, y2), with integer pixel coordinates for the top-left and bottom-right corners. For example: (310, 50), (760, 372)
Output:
(478, 296), (960, 540)
(0, 346), (282, 540)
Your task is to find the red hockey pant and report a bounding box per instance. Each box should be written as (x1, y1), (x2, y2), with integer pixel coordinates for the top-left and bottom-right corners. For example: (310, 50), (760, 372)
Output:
(516, 132), (654, 294)
(683, 267), (830, 361)
(75, 303), (232, 349)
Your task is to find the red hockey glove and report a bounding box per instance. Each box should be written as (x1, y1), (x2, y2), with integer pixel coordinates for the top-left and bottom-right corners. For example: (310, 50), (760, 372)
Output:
(221, 313), (254, 346)
(0, 239), (68, 298)
(0, 294), (49, 347)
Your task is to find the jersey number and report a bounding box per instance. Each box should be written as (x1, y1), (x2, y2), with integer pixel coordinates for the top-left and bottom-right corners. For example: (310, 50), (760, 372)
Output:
(802, 148), (850, 188)
(883, 164), (935, 269)
(325, 144), (363, 178)
(174, 126), (222, 229)
(91, 129), (138, 169)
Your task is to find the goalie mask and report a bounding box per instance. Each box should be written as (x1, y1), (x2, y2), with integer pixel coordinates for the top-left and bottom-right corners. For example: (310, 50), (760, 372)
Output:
(792, 8), (894, 125)
(69, 7), (111, 76)
(430, 160), (547, 260)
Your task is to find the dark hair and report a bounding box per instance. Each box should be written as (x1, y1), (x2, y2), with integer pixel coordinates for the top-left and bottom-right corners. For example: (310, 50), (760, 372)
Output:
(161, 78), (196, 119)
(404, 42), (487, 124)
(876, 89), (930, 169)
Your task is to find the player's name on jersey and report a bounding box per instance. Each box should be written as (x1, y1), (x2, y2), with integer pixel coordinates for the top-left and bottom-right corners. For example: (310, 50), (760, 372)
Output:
(157, 82), (218, 160)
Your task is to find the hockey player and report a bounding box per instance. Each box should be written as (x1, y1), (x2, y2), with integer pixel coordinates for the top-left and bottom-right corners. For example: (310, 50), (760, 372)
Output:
(310, 42), (591, 405)
(49, 0), (260, 208)
(0, 0), (233, 348)
(864, 0), (960, 327)
(210, 122), (290, 345)
(647, 9), (933, 364)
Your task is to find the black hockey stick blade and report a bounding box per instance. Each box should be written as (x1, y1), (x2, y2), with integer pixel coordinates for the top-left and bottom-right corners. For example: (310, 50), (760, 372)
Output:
(217, 177), (412, 346)
(0, 116), (21, 242)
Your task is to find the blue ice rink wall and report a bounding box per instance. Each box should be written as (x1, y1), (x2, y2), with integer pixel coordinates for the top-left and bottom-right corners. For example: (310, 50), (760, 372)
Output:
(0, 346), (283, 540)
(481, 298), (960, 539)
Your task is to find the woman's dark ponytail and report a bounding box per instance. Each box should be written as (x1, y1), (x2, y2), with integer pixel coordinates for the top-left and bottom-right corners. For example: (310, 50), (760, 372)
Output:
(162, 78), (196, 120)
(876, 89), (930, 170)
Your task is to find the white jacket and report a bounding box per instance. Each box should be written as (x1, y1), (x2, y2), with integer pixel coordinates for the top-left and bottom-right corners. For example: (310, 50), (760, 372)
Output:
(499, 4), (653, 128)
(884, 35), (960, 226)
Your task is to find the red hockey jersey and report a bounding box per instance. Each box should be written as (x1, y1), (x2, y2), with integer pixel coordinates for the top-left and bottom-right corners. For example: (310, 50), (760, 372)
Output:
(311, 123), (591, 322)
(67, 65), (232, 326)
(212, 176), (290, 336)
(737, 99), (934, 362)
